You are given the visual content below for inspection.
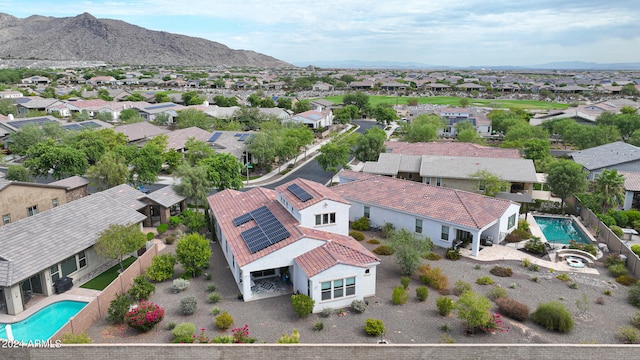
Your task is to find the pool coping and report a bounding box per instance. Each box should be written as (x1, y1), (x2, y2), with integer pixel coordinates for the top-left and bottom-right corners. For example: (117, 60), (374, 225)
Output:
(0, 288), (99, 325)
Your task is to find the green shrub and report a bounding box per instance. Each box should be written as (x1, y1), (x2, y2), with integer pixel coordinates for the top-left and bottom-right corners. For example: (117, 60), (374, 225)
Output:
(373, 245), (395, 255)
(145, 253), (177, 282)
(476, 276), (495, 285)
(208, 292), (222, 304)
(164, 321), (176, 330)
(609, 263), (629, 277)
(489, 266), (513, 277)
(124, 301), (164, 332)
(495, 297), (529, 321)
(165, 235), (176, 245)
(598, 214), (616, 227)
(349, 231), (365, 241)
(556, 273), (571, 282)
(277, 329), (300, 344)
(106, 293), (132, 324)
(419, 265), (448, 290)
(416, 286), (429, 301)
(605, 254), (626, 267)
(210, 306), (221, 316)
(171, 278), (190, 293)
(320, 307), (332, 318)
(518, 219), (530, 232)
(445, 248), (461, 260)
(400, 276), (411, 289)
(146, 232), (155, 241)
(364, 318), (385, 336)
(351, 299), (367, 313)
(291, 294), (315, 318)
(628, 283), (640, 307)
(314, 321), (324, 331)
(625, 209), (640, 224)
(616, 326), (640, 344)
(172, 322), (195, 343)
(530, 301), (574, 332)
(632, 245), (640, 257)
(611, 211), (629, 228)
(381, 222), (395, 238)
(568, 282), (579, 289)
(61, 332), (92, 344)
(604, 289), (613, 296)
(169, 216), (181, 228)
(505, 228), (530, 243)
(436, 296), (455, 316)
(524, 237), (546, 255)
(351, 216), (370, 231)
(422, 252), (441, 260)
(367, 239), (381, 244)
(611, 225), (624, 238)
(206, 283), (217, 292)
(215, 311), (234, 330)
(453, 280), (472, 296)
(631, 310), (640, 328)
(128, 275), (155, 301)
(179, 296), (198, 315)
(210, 335), (235, 343)
(529, 264), (540, 272)
(568, 240), (597, 257)
(392, 286), (409, 305)
(487, 285), (508, 301)
(617, 275), (637, 286)
(522, 258), (531, 268)
(157, 223), (169, 234)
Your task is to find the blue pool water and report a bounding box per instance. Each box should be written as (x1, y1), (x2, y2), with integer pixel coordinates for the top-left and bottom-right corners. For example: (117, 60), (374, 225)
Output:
(534, 216), (591, 245)
(0, 300), (87, 342)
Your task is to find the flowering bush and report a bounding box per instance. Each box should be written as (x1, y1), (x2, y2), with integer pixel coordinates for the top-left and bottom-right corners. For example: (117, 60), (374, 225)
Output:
(232, 324), (256, 343)
(124, 301), (165, 331)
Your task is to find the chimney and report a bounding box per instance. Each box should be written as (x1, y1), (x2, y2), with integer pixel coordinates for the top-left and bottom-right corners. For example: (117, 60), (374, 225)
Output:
(8, 114), (14, 121)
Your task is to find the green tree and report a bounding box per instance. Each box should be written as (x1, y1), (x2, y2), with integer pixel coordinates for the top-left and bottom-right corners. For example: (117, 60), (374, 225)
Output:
(469, 170), (509, 197)
(176, 108), (213, 130)
(173, 162), (212, 208)
(125, 93), (144, 101)
(234, 106), (264, 130)
(184, 138), (215, 166)
(342, 92), (370, 114)
(119, 108), (144, 124)
(163, 148), (183, 173)
(456, 291), (493, 332)
(23, 140), (89, 180)
(547, 159), (588, 213)
(459, 98), (470, 107)
(593, 169), (625, 214)
(523, 138), (553, 172)
(247, 132), (277, 170)
(502, 123), (549, 148)
(455, 121), (483, 144)
(5, 164), (32, 182)
(488, 110), (529, 135)
(7, 124), (46, 156)
(0, 98), (16, 116)
(293, 99), (312, 114)
(97, 88), (113, 101)
(64, 129), (108, 165)
(129, 140), (164, 185)
(370, 104), (397, 125)
(86, 151), (129, 191)
(284, 125), (315, 164)
(402, 114), (445, 143)
(354, 127), (387, 162)
(621, 84), (640, 96)
(176, 233), (211, 277)
(277, 97), (292, 110)
(316, 141), (351, 178)
(333, 105), (359, 124)
(199, 152), (244, 190)
(389, 229), (433, 275)
(154, 92), (171, 103)
(95, 223), (147, 272)
(616, 113), (640, 142)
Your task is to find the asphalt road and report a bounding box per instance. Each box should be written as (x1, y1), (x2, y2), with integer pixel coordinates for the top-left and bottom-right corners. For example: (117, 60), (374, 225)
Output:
(261, 120), (382, 189)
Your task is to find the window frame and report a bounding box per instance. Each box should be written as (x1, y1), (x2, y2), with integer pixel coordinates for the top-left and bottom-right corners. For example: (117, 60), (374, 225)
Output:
(2, 214), (10, 225)
(364, 206), (370, 219)
(441, 225), (450, 241)
(435, 177), (442, 186)
(52, 198), (59, 207)
(27, 205), (38, 217)
(315, 212), (336, 226)
(415, 218), (423, 234)
(508, 214), (516, 229)
(320, 277), (356, 301)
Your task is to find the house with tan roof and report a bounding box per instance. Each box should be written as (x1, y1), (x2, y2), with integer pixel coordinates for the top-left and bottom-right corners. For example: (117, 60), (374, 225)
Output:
(114, 121), (170, 144)
(207, 178), (379, 312)
(164, 126), (212, 152)
(363, 142), (537, 195)
(334, 172), (521, 256)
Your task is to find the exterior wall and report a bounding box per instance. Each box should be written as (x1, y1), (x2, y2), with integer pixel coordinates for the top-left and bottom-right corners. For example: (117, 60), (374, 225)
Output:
(0, 185), (68, 226)
(496, 203), (521, 240)
(65, 186), (88, 202)
(589, 161), (640, 180)
(624, 190), (634, 210)
(299, 200), (350, 236)
(309, 263), (376, 313)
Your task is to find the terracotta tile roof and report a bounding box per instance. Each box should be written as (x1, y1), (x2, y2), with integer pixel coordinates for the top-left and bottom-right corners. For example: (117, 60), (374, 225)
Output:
(620, 171), (640, 192)
(337, 170), (378, 183)
(275, 178), (349, 210)
(333, 175), (515, 229)
(385, 141), (521, 159)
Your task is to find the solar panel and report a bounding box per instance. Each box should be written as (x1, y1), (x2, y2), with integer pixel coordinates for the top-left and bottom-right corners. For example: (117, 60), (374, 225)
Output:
(287, 183), (313, 202)
(236, 205), (290, 253)
(234, 133), (242, 137)
(208, 131), (223, 142)
(237, 133), (252, 142)
(146, 103), (176, 110)
(9, 117), (57, 128)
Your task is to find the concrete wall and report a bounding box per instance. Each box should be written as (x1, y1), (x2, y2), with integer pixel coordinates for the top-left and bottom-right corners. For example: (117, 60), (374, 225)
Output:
(0, 184), (68, 226)
(4, 344), (639, 360)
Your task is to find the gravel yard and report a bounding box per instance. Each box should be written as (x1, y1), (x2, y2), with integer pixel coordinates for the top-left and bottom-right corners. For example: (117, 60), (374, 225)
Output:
(86, 230), (638, 345)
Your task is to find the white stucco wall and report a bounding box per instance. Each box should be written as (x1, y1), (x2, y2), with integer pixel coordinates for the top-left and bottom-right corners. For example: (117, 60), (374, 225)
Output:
(308, 263), (377, 313)
(299, 200), (351, 236)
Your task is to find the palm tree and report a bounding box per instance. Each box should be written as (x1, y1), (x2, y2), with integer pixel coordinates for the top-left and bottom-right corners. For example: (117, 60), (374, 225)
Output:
(593, 169), (625, 214)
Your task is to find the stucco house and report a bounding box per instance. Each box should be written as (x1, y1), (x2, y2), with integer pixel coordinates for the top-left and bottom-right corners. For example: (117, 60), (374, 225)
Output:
(334, 172), (521, 256)
(568, 141), (640, 181)
(288, 110), (334, 129)
(207, 178), (379, 313)
(0, 192), (147, 315)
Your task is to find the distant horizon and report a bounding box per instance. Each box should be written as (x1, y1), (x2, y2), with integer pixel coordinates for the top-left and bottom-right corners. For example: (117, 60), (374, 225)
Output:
(3, 1), (640, 67)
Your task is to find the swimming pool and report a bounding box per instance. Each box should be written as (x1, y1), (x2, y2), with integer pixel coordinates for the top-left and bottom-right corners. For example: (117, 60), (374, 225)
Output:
(0, 300), (87, 342)
(534, 216), (591, 245)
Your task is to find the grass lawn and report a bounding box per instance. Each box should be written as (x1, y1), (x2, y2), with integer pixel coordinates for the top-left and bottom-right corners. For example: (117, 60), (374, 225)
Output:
(80, 256), (136, 290)
(322, 95), (569, 110)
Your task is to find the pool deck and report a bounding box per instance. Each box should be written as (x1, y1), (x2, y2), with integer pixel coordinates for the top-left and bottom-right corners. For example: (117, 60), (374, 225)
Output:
(0, 286), (99, 324)
(459, 213), (599, 275)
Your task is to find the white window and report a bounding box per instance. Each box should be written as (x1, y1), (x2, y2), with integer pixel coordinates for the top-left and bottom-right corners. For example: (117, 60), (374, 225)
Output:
(321, 277), (356, 301)
(50, 265), (60, 282)
(441, 225), (450, 241)
(435, 177), (442, 186)
(27, 205), (38, 217)
(2, 214), (9, 225)
(425, 177), (431, 185)
(415, 219), (423, 234)
(78, 251), (87, 269)
(315, 212), (336, 225)
(52, 198), (59, 207)
(508, 214), (516, 229)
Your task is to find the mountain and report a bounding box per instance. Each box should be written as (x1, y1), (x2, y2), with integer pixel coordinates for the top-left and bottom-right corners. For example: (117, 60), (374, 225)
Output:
(0, 12), (291, 67)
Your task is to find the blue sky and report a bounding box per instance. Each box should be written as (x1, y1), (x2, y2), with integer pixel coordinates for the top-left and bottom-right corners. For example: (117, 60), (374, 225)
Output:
(3, 0), (640, 67)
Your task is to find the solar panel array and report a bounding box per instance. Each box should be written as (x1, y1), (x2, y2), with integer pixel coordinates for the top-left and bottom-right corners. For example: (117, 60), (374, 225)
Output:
(146, 103), (176, 110)
(236, 133), (252, 141)
(9, 117), (57, 128)
(287, 183), (313, 202)
(232, 205), (290, 253)
(208, 131), (223, 142)
(63, 121), (102, 131)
